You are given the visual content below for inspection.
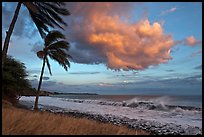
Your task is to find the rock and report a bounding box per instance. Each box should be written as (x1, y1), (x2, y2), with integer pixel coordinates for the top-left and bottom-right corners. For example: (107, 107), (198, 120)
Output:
(31, 105), (202, 135)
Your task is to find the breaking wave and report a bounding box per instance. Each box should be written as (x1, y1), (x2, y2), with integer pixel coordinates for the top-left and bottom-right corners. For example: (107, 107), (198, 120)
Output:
(59, 96), (201, 112)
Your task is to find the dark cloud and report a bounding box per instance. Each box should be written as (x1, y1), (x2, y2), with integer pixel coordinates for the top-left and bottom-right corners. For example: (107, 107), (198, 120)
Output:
(68, 43), (105, 65)
(130, 74), (202, 86)
(170, 47), (180, 53)
(165, 69), (175, 72)
(42, 76), (50, 80)
(30, 41), (44, 53)
(33, 75), (38, 78)
(132, 71), (139, 75)
(30, 79), (57, 89)
(2, 2), (16, 30)
(2, 2), (40, 39)
(194, 64), (202, 70)
(69, 72), (100, 75)
(28, 73), (202, 95)
(103, 74), (202, 95)
(29, 79), (99, 93)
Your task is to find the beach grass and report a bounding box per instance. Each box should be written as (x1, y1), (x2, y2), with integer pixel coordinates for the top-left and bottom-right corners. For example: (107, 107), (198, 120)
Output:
(2, 100), (150, 135)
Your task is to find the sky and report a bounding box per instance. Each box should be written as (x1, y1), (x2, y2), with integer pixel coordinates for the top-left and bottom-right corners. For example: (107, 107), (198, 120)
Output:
(2, 2), (202, 95)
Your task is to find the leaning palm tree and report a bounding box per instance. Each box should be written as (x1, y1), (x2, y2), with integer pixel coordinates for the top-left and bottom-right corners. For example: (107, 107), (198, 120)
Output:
(34, 30), (72, 110)
(2, 2), (70, 68)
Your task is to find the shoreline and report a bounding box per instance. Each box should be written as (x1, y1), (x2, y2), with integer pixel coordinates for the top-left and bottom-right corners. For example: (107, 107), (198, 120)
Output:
(19, 100), (202, 135)
(3, 100), (149, 135)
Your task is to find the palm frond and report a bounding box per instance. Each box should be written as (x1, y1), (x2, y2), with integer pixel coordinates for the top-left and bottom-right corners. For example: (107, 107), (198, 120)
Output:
(24, 2), (70, 38)
(35, 2), (68, 26)
(47, 40), (69, 51)
(50, 49), (68, 59)
(45, 56), (52, 76)
(36, 7), (65, 30)
(23, 2), (39, 13)
(49, 51), (70, 71)
(43, 2), (70, 15)
(28, 10), (50, 38)
(45, 31), (66, 46)
(54, 2), (64, 6)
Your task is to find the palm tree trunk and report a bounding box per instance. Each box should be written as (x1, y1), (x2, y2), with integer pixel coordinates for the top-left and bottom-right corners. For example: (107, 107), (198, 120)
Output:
(34, 57), (46, 110)
(2, 2), (22, 69)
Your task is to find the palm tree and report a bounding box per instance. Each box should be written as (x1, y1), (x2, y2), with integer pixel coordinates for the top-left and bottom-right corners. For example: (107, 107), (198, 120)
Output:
(2, 2), (70, 68)
(34, 30), (72, 110)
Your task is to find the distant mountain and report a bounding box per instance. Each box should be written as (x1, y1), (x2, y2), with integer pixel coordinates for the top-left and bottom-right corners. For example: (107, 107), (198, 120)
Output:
(21, 90), (98, 96)
(52, 92), (98, 95)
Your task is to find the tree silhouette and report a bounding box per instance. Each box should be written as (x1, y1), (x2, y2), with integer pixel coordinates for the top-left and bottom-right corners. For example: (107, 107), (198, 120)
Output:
(34, 30), (72, 110)
(3, 55), (31, 101)
(2, 2), (70, 69)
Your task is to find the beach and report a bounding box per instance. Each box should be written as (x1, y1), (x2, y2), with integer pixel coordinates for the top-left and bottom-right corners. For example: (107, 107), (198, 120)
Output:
(2, 100), (149, 135)
(18, 95), (202, 135)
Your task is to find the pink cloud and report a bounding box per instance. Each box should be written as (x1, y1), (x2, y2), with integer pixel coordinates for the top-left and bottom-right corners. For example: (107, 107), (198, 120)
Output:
(65, 3), (175, 71)
(185, 36), (201, 46)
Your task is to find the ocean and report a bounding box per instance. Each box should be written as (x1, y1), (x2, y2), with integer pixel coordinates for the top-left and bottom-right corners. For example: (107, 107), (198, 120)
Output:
(19, 94), (202, 134)
(50, 94), (202, 108)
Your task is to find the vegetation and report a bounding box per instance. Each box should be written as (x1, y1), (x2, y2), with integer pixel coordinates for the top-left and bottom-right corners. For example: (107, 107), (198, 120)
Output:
(34, 30), (72, 110)
(2, 56), (32, 102)
(2, 102), (150, 135)
(2, 2), (70, 68)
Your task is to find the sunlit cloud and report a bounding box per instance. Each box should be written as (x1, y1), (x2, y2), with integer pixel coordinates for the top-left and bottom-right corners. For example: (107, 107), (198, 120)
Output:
(65, 2), (175, 71)
(184, 36), (202, 46)
(173, 36), (201, 47)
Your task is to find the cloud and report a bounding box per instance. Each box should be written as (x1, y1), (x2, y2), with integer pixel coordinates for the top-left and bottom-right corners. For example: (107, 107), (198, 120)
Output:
(194, 64), (202, 69)
(161, 7), (177, 15)
(69, 72), (100, 75)
(98, 83), (114, 87)
(29, 79), (100, 93)
(173, 36), (201, 47)
(2, 2), (38, 39)
(33, 75), (38, 78)
(29, 73), (202, 95)
(30, 41), (44, 53)
(165, 69), (175, 72)
(191, 50), (202, 57)
(64, 2), (175, 71)
(30, 79), (57, 90)
(119, 74), (202, 87)
(2, 2), (17, 33)
(42, 76), (50, 81)
(184, 36), (201, 46)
